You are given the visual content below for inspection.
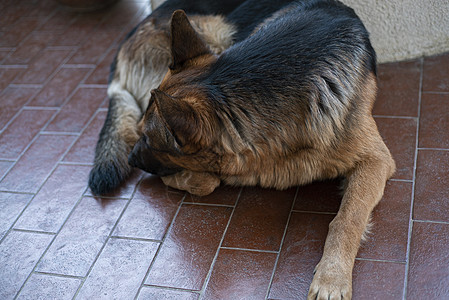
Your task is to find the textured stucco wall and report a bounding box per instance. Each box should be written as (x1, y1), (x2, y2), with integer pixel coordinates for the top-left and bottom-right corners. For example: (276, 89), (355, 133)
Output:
(151, 0), (449, 63)
(341, 0), (449, 63)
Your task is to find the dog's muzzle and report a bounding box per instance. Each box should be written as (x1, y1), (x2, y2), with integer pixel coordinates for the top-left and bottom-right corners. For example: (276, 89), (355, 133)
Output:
(128, 137), (181, 176)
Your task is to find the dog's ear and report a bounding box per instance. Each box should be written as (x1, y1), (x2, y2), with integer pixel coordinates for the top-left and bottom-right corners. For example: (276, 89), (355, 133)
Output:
(170, 10), (211, 70)
(152, 89), (212, 151)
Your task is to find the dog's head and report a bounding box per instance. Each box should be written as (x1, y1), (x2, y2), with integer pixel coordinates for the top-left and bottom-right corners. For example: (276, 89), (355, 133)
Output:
(128, 10), (222, 176)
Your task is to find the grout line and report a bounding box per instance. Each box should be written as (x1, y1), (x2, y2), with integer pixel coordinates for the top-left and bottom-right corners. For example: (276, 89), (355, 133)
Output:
(422, 91), (449, 95)
(402, 57), (424, 300)
(265, 187), (299, 300)
(12, 185), (88, 300)
(182, 201), (235, 208)
(413, 219), (449, 225)
(40, 131), (80, 136)
(22, 106), (59, 110)
(12, 228), (56, 235)
(0, 190), (34, 195)
(355, 257), (406, 264)
(389, 178), (414, 183)
(219, 246), (279, 254)
(0, 108), (58, 184)
(373, 115), (417, 119)
(8, 85), (103, 296)
(109, 235), (163, 243)
(0, 88), (42, 133)
(8, 84), (42, 88)
(33, 271), (85, 280)
(58, 107), (103, 164)
(417, 147), (449, 151)
(291, 209), (337, 215)
(58, 161), (94, 166)
(140, 284), (200, 294)
(72, 187), (141, 299)
(62, 64), (96, 69)
(45, 46), (79, 51)
(133, 191), (189, 300)
(197, 187), (244, 299)
(0, 65), (28, 69)
(78, 84), (109, 88)
(0, 193), (35, 245)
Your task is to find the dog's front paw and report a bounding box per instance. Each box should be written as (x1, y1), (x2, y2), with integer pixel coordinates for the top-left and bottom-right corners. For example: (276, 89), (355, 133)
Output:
(161, 170), (220, 196)
(307, 262), (352, 300)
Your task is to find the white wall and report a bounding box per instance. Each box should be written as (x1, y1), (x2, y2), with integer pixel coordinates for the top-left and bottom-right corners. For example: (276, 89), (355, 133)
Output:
(152, 0), (449, 63)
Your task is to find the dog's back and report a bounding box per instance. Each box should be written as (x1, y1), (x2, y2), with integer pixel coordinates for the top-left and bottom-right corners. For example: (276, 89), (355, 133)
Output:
(198, 0), (376, 153)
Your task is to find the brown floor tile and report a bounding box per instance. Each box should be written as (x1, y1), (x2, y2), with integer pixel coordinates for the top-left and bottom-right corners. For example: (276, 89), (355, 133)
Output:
(17, 273), (81, 300)
(222, 187), (296, 251)
(67, 28), (123, 65)
(0, 87), (40, 130)
(0, 161), (13, 179)
(85, 169), (143, 199)
(0, 68), (24, 91)
(407, 221), (449, 299)
(418, 93), (449, 149)
(62, 111), (106, 164)
(99, 0), (147, 30)
(37, 11), (78, 32)
(294, 179), (342, 213)
(48, 17), (101, 47)
(84, 46), (117, 85)
(3, 31), (60, 65)
(0, 192), (32, 240)
(422, 52), (449, 92)
(372, 60), (421, 117)
(203, 248), (277, 300)
(138, 287), (199, 300)
(0, 49), (13, 64)
(184, 185), (241, 206)
(113, 175), (184, 239)
(146, 204), (232, 290)
(45, 87), (107, 133)
(14, 165), (91, 232)
(414, 150), (449, 222)
(0, 134), (76, 193)
(268, 212), (333, 299)
(0, 109), (56, 160)
(36, 197), (127, 276)
(352, 260), (405, 300)
(0, 17), (42, 47)
(28, 67), (93, 107)
(357, 181), (412, 262)
(375, 117), (417, 180)
(0, 231), (53, 299)
(77, 238), (159, 299)
(12, 49), (73, 84)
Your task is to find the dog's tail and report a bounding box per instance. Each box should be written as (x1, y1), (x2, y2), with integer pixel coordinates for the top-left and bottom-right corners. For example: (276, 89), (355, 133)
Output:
(88, 85), (142, 195)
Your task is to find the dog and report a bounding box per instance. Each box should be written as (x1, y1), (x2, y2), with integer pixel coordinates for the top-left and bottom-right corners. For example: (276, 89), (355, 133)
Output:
(127, 1), (396, 299)
(88, 0), (298, 195)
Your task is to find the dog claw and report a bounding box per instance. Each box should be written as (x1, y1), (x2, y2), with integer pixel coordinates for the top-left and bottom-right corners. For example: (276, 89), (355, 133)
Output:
(307, 263), (352, 300)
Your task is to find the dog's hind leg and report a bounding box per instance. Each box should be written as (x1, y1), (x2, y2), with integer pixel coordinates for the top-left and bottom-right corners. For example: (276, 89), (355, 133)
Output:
(307, 129), (395, 299)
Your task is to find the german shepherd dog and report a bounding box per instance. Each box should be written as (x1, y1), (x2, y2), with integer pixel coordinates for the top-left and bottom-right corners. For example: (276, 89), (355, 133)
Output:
(126, 0), (395, 299)
(88, 0), (298, 195)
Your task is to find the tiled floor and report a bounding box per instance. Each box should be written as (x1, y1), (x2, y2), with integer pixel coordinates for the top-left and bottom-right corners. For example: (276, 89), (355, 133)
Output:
(0, 0), (448, 299)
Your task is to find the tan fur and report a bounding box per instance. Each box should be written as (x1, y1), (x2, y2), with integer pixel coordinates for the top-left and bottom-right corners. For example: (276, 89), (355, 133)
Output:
(131, 10), (396, 300)
(161, 170), (220, 196)
(107, 15), (236, 151)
